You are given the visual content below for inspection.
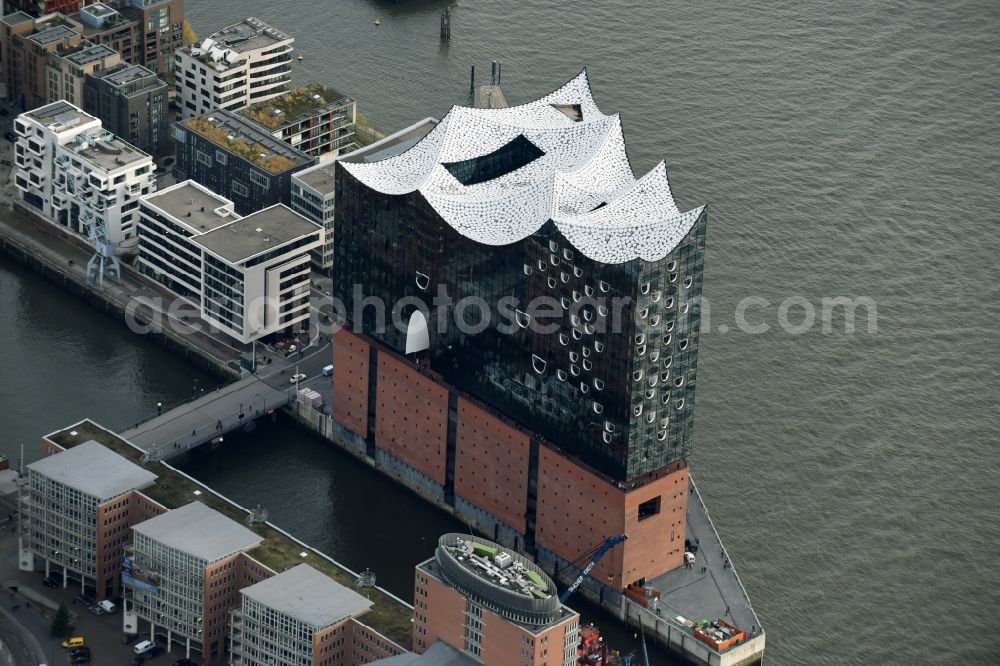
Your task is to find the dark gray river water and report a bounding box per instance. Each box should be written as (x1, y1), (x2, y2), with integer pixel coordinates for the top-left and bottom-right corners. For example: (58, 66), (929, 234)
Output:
(2, 0), (998, 663)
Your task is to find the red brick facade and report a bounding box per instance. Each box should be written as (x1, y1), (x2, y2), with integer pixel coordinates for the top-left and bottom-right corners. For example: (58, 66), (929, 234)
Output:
(414, 567), (576, 664)
(202, 554), (272, 664)
(332, 328), (370, 438)
(375, 353), (448, 483)
(454, 398), (530, 531)
(95, 491), (167, 599)
(536, 447), (687, 585)
(331, 328), (690, 588)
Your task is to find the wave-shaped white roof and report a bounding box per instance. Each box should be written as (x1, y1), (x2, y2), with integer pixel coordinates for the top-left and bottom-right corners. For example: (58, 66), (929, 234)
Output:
(339, 70), (704, 264)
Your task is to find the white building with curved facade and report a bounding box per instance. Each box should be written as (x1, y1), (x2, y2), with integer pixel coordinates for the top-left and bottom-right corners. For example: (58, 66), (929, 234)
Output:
(174, 17), (293, 120)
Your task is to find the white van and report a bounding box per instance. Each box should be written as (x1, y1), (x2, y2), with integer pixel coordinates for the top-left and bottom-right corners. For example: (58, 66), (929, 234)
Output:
(98, 599), (116, 613)
(133, 640), (154, 655)
(322, 364), (334, 376)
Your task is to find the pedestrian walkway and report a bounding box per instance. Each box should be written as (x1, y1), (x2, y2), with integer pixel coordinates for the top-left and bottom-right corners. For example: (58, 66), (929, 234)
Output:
(121, 375), (291, 458)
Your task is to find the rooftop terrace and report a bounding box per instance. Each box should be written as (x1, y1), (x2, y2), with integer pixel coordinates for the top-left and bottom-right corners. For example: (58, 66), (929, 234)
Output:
(205, 16), (291, 53)
(66, 128), (150, 171)
(192, 204), (320, 264)
(183, 111), (312, 174)
(43, 419), (414, 648)
(142, 181), (235, 234)
(239, 84), (352, 130)
(428, 534), (568, 629)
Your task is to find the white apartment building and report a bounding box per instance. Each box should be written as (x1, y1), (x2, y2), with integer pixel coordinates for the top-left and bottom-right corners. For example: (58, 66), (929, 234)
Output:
(13, 100), (155, 247)
(137, 180), (322, 343)
(174, 16), (293, 120)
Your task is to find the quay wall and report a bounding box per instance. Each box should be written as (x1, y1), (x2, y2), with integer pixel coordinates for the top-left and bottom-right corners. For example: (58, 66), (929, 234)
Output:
(0, 205), (240, 384)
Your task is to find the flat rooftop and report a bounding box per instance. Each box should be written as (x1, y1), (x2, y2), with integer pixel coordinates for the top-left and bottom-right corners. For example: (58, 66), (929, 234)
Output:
(183, 111), (312, 174)
(206, 16), (291, 53)
(1, 12), (34, 27)
(29, 24), (79, 46)
(25, 101), (98, 131)
(41, 419), (414, 648)
(61, 41), (118, 67)
(369, 640), (479, 665)
(295, 163), (337, 196)
(27, 440), (157, 500)
(132, 501), (263, 563)
(192, 205), (320, 264)
(239, 84), (352, 130)
(69, 128), (150, 171)
(97, 63), (158, 88)
(142, 181), (235, 233)
(241, 563), (373, 628)
(340, 117), (438, 165)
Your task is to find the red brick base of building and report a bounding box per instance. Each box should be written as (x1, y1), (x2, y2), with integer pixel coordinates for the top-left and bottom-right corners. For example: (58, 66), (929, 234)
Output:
(330, 328), (689, 590)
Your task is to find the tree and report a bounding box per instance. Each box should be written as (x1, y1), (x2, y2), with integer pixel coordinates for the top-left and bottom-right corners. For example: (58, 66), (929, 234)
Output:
(50, 603), (73, 639)
(182, 20), (198, 47)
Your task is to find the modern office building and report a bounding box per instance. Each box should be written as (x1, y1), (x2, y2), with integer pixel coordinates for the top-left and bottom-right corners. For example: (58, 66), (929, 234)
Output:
(24, 440), (162, 600)
(45, 40), (120, 106)
(238, 84), (356, 159)
(13, 100), (155, 247)
(231, 563), (404, 665)
(174, 16), (292, 120)
(116, 0), (183, 76)
(412, 534), (579, 664)
(84, 61), (168, 156)
(329, 71), (702, 590)
(71, 2), (138, 65)
(172, 109), (315, 216)
(1, 11), (82, 109)
(290, 118), (438, 272)
(127, 501), (269, 664)
(137, 180), (321, 342)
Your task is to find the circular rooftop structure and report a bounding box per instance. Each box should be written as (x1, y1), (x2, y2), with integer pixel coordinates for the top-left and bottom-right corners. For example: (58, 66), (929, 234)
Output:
(435, 533), (561, 626)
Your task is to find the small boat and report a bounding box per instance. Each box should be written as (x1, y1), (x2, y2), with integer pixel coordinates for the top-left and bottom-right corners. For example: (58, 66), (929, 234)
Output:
(296, 54), (304, 61)
(374, 18), (381, 26)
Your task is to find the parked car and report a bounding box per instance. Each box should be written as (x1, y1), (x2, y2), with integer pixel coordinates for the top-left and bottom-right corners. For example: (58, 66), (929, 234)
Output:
(134, 639), (155, 655)
(61, 636), (84, 649)
(129, 657), (145, 666)
(73, 654), (91, 664)
(71, 648), (91, 659)
(42, 576), (58, 588)
(87, 603), (104, 615)
(173, 659), (196, 666)
(289, 373), (307, 384)
(148, 646), (165, 658)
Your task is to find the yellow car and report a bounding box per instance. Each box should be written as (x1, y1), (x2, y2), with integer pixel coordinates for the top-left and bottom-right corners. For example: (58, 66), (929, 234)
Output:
(61, 636), (84, 649)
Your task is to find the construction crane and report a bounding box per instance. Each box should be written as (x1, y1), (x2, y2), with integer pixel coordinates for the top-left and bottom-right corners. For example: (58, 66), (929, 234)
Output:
(558, 534), (627, 604)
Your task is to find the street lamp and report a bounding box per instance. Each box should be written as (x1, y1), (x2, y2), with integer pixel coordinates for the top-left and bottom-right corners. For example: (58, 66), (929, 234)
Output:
(157, 402), (162, 416)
